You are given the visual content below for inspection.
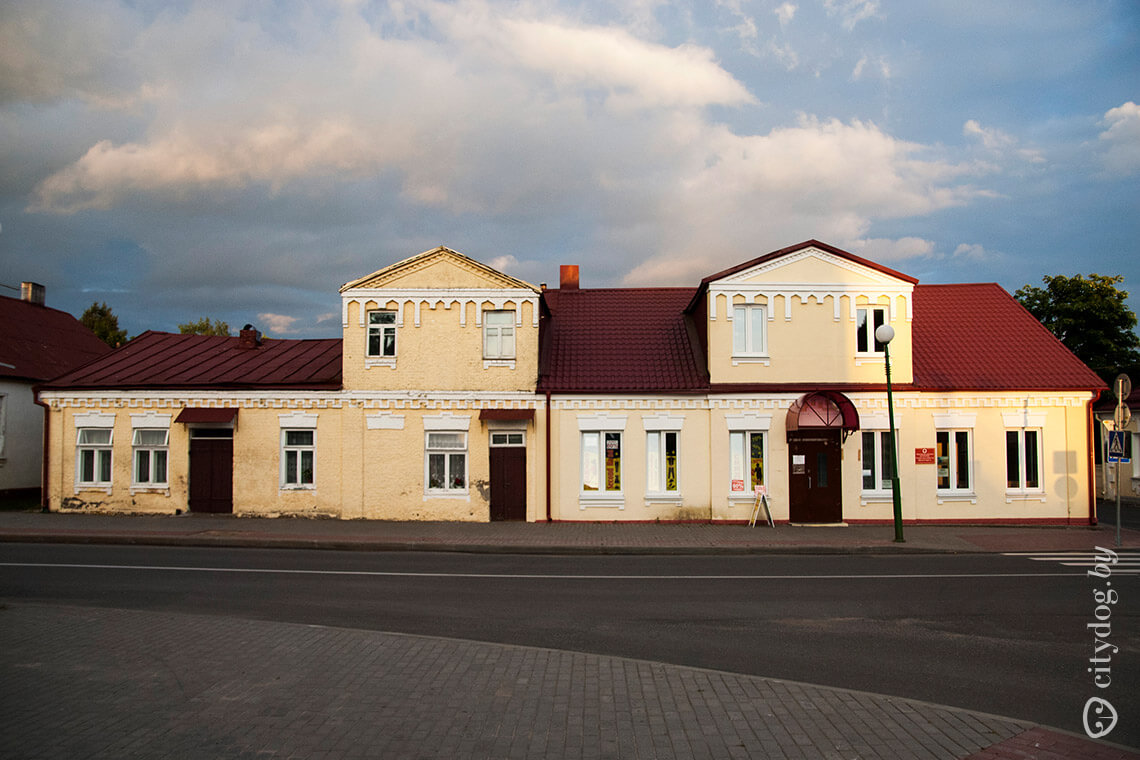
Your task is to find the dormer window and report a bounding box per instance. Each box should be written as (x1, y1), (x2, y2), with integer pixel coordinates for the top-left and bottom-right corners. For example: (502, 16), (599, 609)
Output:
(732, 305), (767, 356)
(856, 306), (887, 354)
(367, 310), (397, 357)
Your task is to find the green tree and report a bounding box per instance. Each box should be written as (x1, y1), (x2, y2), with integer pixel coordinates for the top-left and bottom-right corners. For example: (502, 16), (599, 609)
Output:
(178, 317), (232, 336)
(1015, 274), (1140, 380)
(80, 302), (128, 347)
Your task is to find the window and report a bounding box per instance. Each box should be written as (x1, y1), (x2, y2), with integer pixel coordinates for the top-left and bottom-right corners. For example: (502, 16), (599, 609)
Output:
(729, 431), (765, 492)
(936, 430), (972, 491)
(282, 430), (315, 488)
(490, 431), (525, 446)
(77, 428), (113, 487)
(132, 429), (169, 486)
(1005, 429), (1042, 491)
(427, 432), (467, 492)
(861, 430), (894, 492)
(647, 431), (679, 493)
(732, 305), (767, 355)
(582, 431), (622, 493)
(483, 310), (516, 360)
(856, 306), (888, 354)
(366, 310), (397, 357)
(0, 393), (6, 457)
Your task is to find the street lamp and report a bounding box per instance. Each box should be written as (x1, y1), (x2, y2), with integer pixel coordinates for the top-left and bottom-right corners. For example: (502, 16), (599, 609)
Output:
(875, 323), (904, 542)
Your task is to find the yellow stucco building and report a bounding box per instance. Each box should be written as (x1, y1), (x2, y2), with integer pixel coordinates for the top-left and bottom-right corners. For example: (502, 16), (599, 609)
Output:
(38, 242), (1107, 524)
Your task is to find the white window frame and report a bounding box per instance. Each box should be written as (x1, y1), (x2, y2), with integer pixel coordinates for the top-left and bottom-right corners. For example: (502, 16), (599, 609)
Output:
(131, 428), (169, 488)
(728, 430), (767, 495)
(580, 430), (624, 505)
(425, 431), (468, 496)
(856, 306), (888, 355)
(76, 428), (114, 491)
(483, 310), (516, 361)
(281, 429), (316, 490)
(490, 431), (525, 447)
(646, 430), (680, 496)
(935, 429), (973, 494)
(732, 304), (768, 357)
(1005, 428), (1044, 493)
(860, 430), (896, 495)
(366, 309), (397, 363)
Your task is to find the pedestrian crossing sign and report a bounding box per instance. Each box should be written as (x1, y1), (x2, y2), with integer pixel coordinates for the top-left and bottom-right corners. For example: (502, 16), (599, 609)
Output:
(1107, 430), (1129, 464)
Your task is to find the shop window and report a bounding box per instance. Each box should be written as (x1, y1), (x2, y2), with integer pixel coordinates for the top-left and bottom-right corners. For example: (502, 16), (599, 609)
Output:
(582, 431), (622, 493)
(647, 431), (679, 494)
(729, 431), (765, 493)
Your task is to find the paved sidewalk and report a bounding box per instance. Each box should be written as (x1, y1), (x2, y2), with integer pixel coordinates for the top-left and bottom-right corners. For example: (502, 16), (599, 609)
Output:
(1, 508), (1138, 554)
(3, 604), (1136, 760)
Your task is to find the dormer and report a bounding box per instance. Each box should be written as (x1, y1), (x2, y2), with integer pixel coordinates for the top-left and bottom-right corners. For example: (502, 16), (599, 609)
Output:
(340, 246), (542, 392)
(687, 241), (917, 386)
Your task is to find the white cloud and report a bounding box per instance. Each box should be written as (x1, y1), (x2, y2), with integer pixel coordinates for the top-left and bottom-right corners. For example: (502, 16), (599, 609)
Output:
(622, 115), (989, 285)
(774, 3), (797, 27)
(824, 0), (880, 30)
(952, 243), (994, 261)
(849, 237), (935, 262)
(852, 55), (890, 81)
(1098, 101), (1140, 176)
(963, 120), (1044, 164)
(258, 313), (300, 335)
(487, 254), (519, 273)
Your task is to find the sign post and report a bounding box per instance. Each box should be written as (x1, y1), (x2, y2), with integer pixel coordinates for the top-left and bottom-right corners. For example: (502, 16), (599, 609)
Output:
(1110, 374), (1131, 548)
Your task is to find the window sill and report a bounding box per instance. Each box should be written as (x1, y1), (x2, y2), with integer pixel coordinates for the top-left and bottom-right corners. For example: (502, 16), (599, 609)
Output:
(936, 492), (977, 505)
(645, 493), (682, 507)
(731, 355), (770, 366)
(854, 355), (887, 365)
(280, 485), (315, 492)
(483, 359), (516, 369)
(727, 493), (763, 505)
(424, 490), (470, 502)
(365, 357), (397, 369)
(1005, 491), (1047, 504)
(74, 485), (112, 495)
(859, 492), (893, 505)
(579, 493), (624, 509)
(130, 486), (170, 496)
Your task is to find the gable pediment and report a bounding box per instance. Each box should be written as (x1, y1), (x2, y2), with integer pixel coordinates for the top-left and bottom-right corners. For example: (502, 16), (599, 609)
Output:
(341, 246), (539, 293)
(714, 246), (911, 289)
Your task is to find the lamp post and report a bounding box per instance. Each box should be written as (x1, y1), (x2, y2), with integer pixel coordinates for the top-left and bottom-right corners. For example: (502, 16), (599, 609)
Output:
(875, 323), (904, 542)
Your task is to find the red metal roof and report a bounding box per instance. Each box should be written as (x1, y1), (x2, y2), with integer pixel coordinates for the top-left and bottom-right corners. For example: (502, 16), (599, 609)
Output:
(539, 288), (708, 393)
(0, 295), (111, 382)
(911, 283), (1105, 391)
(40, 331), (342, 390)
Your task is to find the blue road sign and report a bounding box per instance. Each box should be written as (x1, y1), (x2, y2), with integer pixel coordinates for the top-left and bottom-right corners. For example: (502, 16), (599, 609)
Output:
(1107, 430), (1129, 464)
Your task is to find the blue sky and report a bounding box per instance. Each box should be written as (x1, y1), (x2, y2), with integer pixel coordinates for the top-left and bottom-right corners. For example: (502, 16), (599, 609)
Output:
(1, 0), (1138, 338)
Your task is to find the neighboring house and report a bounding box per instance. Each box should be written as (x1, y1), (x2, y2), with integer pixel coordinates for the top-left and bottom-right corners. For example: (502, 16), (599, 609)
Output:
(38, 242), (1107, 523)
(0, 283), (111, 499)
(1094, 387), (1139, 500)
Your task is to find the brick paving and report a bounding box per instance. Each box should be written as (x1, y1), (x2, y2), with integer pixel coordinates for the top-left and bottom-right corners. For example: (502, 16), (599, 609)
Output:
(2, 604), (1136, 760)
(1, 509), (1138, 554)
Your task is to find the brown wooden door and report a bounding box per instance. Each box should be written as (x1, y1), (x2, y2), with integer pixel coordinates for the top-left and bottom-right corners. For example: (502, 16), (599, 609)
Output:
(189, 434), (233, 514)
(489, 445), (527, 521)
(788, 430), (843, 523)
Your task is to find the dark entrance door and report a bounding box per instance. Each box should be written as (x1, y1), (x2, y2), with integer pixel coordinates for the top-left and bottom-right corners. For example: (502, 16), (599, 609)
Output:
(489, 436), (527, 521)
(189, 430), (233, 514)
(788, 430), (843, 523)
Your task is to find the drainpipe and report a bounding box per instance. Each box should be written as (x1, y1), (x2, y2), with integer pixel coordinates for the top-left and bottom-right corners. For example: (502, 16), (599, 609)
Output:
(33, 388), (50, 511)
(545, 390), (552, 522)
(1087, 395), (1098, 526)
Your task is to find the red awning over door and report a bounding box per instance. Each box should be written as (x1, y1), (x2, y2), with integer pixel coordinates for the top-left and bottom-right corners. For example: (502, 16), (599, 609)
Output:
(175, 408), (238, 424)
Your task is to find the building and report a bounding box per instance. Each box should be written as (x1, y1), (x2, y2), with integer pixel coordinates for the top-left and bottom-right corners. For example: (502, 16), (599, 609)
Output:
(38, 242), (1106, 523)
(1, 283), (111, 499)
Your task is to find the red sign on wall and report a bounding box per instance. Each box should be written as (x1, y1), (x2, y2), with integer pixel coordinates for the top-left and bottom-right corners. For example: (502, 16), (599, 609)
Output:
(915, 447), (936, 465)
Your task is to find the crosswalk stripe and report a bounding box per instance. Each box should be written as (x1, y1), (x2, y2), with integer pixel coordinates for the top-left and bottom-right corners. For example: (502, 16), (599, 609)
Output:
(1002, 551), (1140, 574)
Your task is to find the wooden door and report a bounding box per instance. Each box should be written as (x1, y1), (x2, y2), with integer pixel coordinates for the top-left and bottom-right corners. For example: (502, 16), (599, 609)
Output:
(788, 430), (843, 523)
(189, 433), (233, 514)
(489, 443), (527, 521)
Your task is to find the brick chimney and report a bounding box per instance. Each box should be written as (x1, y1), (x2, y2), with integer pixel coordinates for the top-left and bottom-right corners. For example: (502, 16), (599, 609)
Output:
(238, 324), (262, 348)
(559, 265), (579, 290)
(21, 281), (45, 306)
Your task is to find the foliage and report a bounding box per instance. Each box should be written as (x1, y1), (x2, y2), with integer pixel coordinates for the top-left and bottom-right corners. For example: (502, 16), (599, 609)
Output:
(80, 302), (128, 347)
(178, 317), (232, 336)
(1015, 274), (1140, 380)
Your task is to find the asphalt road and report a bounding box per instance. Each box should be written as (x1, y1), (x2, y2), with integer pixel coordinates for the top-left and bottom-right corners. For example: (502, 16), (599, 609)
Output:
(3, 543), (1138, 748)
